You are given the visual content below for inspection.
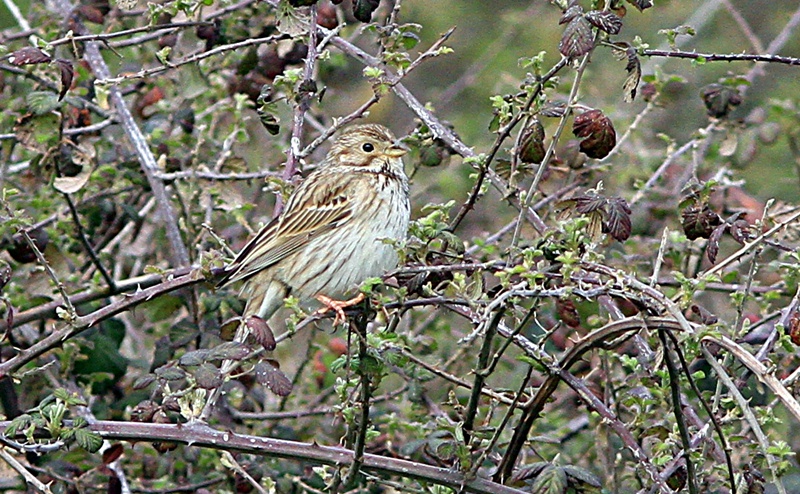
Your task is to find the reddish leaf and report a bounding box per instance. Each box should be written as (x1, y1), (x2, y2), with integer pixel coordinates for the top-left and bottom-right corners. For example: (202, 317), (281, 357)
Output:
(207, 341), (251, 361)
(556, 299), (581, 328)
(559, 15), (594, 58)
(102, 443), (124, 464)
(247, 315), (276, 351)
(194, 363), (223, 389)
(8, 47), (52, 66)
(573, 194), (607, 214)
(789, 313), (800, 346)
(0, 261), (10, 292)
(518, 119), (546, 164)
(559, 4), (584, 24)
(706, 223), (727, 264)
(130, 400), (159, 422)
(585, 10), (622, 35)
(627, 0), (653, 11)
(681, 204), (721, 240)
(55, 59), (73, 101)
(572, 109), (616, 159)
(74, 4), (105, 24)
(353, 0), (380, 23)
(255, 361), (293, 396)
(701, 83), (742, 118)
(691, 304), (718, 325)
(730, 218), (751, 244)
(604, 197), (632, 241)
(613, 43), (641, 102)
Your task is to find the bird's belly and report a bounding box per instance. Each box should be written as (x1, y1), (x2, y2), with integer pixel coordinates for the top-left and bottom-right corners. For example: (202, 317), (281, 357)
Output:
(279, 191), (409, 299)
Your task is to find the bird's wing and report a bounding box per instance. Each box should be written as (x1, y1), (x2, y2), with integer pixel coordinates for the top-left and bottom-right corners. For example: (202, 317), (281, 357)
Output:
(217, 171), (353, 287)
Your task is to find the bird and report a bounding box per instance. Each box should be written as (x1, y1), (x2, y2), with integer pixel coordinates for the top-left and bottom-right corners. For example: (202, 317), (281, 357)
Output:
(217, 124), (410, 326)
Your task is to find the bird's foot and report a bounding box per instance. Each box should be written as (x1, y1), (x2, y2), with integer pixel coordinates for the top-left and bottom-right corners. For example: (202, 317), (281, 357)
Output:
(315, 293), (366, 325)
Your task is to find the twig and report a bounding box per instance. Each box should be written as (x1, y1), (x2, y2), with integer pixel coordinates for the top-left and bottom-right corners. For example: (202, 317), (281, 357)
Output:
(63, 192), (115, 290)
(641, 49), (800, 66)
(700, 342), (788, 494)
(0, 420), (528, 494)
(0, 269), (204, 379)
(0, 447), (53, 493)
(658, 329), (697, 494)
(51, 0), (191, 267)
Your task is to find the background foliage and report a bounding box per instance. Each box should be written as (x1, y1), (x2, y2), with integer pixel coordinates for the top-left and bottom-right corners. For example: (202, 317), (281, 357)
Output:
(1, 0), (800, 493)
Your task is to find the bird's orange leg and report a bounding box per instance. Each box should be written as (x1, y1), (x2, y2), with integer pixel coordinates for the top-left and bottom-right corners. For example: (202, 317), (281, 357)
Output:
(315, 293), (366, 325)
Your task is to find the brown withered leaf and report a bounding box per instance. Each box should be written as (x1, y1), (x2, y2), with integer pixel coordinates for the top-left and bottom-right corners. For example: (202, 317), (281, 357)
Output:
(194, 363), (223, 389)
(613, 43), (640, 102)
(74, 4), (105, 23)
(729, 218), (751, 244)
(604, 197), (632, 241)
(255, 361), (293, 396)
(556, 298), (581, 328)
(574, 194), (606, 214)
(626, 0), (653, 11)
(207, 341), (251, 361)
(352, 0), (380, 22)
(518, 118), (546, 164)
(8, 47), (52, 66)
(54, 59), (74, 102)
(585, 10), (622, 34)
(691, 304), (718, 325)
(706, 223), (727, 264)
(789, 312), (800, 346)
(701, 83), (742, 118)
(572, 109), (616, 158)
(681, 204), (721, 240)
(102, 444), (124, 465)
(559, 14), (594, 58)
(247, 315), (276, 351)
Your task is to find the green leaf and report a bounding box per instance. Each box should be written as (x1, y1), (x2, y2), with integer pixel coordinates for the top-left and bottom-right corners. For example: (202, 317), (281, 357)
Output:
(73, 427), (103, 453)
(26, 91), (60, 115)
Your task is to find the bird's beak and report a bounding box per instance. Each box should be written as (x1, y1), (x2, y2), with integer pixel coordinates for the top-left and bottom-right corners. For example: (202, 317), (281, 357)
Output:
(385, 139), (409, 158)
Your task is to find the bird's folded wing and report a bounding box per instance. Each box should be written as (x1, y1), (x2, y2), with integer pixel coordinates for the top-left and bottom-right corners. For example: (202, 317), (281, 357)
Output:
(218, 179), (352, 286)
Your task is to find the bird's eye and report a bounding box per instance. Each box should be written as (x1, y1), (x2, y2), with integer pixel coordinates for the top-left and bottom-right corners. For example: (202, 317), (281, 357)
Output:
(361, 142), (375, 153)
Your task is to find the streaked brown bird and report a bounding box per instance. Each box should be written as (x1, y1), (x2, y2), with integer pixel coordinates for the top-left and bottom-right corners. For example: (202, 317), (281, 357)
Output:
(217, 124), (410, 324)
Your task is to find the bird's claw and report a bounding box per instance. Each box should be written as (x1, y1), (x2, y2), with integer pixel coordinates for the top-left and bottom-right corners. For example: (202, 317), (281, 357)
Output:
(315, 293), (366, 326)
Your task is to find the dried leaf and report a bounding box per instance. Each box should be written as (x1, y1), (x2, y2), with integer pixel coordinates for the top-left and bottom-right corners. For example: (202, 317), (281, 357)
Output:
(585, 10), (622, 34)
(604, 197), (632, 241)
(518, 118), (546, 164)
(102, 444), (124, 464)
(247, 316), (276, 351)
(572, 109), (616, 159)
(53, 166), (92, 194)
(207, 341), (251, 361)
(574, 194), (606, 214)
(556, 298), (581, 328)
(681, 204), (721, 240)
(8, 46), (52, 66)
(74, 4), (105, 23)
(255, 361), (293, 396)
(626, 0), (653, 11)
(613, 44), (641, 102)
(730, 219), (751, 244)
(154, 365), (186, 381)
(353, 0), (380, 22)
(559, 14), (594, 58)
(194, 363), (223, 389)
(132, 374), (156, 390)
(701, 83), (742, 118)
(55, 59), (74, 102)
(707, 223), (727, 264)
(179, 349), (209, 366)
